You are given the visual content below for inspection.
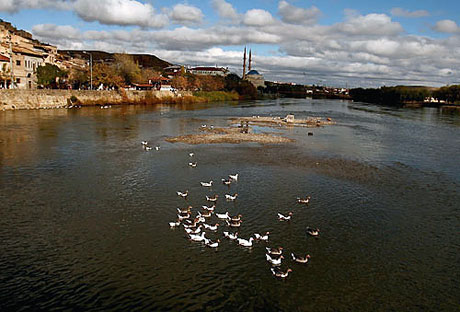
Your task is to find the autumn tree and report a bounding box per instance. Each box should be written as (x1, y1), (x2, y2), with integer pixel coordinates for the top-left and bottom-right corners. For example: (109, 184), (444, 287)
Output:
(92, 63), (123, 88)
(68, 68), (88, 89)
(171, 75), (188, 90)
(113, 53), (141, 85)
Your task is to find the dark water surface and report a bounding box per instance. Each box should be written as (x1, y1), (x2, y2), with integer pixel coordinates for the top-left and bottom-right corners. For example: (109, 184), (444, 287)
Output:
(1, 99), (459, 311)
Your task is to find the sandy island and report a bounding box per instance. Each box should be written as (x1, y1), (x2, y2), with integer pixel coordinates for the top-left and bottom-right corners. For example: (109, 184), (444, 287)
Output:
(165, 115), (334, 145)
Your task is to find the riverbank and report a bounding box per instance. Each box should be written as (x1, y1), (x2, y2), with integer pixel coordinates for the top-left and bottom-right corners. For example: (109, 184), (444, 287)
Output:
(0, 89), (241, 111)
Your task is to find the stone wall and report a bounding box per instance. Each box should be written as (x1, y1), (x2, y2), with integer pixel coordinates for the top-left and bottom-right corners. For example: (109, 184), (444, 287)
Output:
(0, 89), (190, 110)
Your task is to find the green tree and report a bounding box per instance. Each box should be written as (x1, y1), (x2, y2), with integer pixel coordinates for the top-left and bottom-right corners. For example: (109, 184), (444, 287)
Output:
(37, 64), (67, 88)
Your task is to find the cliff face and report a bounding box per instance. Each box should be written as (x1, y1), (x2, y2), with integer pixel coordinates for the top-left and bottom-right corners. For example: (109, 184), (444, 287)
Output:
(58, 50), (172, 72)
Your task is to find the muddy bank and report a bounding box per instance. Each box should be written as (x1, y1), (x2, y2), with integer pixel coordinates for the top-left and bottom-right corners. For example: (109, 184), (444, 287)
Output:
(230, 115), (335, 128)
(166, 126), (294, 144)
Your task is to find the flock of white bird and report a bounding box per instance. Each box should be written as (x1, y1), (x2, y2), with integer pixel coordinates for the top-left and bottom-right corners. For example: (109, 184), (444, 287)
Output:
(154, 144), (321, 279)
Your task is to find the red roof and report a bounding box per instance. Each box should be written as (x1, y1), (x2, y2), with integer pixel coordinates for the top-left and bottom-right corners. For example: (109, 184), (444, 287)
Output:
(191, 67), (226, 71)
(150, 76), (170, 81)
(0, 55), (9, 62)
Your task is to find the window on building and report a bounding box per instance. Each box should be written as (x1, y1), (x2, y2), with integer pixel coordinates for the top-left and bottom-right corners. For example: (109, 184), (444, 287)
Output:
(16, 78), (21, 84)
(16, 60), (21, 66)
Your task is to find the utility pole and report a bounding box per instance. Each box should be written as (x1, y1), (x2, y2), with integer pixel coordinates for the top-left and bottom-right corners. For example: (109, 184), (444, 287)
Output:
(243, 47), (247, 79)
(7, 31), (14, 88)
(83, 51), (93, 90)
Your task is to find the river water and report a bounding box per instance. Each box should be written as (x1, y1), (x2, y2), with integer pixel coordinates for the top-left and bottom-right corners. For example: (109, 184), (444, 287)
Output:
(0, 99), (459, 311)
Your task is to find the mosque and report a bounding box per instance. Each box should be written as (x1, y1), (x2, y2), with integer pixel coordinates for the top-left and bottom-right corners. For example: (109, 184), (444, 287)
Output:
(242, 48), (265, 89)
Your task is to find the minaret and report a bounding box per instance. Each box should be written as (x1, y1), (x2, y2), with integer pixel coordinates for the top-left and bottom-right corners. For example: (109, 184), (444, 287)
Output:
(243, 47), (247, 79)
(248, 49), (252, 72)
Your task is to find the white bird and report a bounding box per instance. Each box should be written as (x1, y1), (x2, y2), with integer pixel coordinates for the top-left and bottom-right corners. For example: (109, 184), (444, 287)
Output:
(202, 205), (215, 211)
(203, 223), (219, 231)
(204, 238), (220, 248)
(216, 212), (229, 219)
(223, 231), (238, 240)
(155, 146), (160, 151)
(198, 210), (212, 218)
(201, 124), (207, 128)
(278, 212), (293, 221)
(222, 179), (232, 185)
(176, 190), (188, 198)
(141, 141), (148, 145)
(237, 237), (254, 247)
(254, 232), (270, 241)
(188, 162), (197, 168)
(200, 181), (213, 187)
(291, 253), (311, 263)
(225, 193), (238, 201)
(177, 206), (192, 214)
(177, 213), (190, 221)
(226, 220), (242, 228)
(266, 254), (284, 266)
(306, 227), (320, 237)
(189, 232), (206, 242)
(230, 214), (242, 222)
(169, 221), (180, 228)
(270, 267), (292, 278)
(206, 195), (219, 202)
(229, 174), (238, 181)
(189, 152), (194, 157)
(266, 247), (283, 255)
(145, 146), (153, 151)
(185, 226), (202, 234)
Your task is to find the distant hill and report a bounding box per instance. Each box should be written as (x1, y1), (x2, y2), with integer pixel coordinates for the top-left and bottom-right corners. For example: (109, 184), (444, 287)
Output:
(58, 50), (172, 71)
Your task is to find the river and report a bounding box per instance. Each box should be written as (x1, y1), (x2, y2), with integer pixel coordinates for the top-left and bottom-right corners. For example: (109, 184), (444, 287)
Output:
(0, 98), (459, 311)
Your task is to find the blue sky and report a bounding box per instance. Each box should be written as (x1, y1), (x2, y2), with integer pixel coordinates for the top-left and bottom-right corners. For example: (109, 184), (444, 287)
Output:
(1, 0), (460, 87)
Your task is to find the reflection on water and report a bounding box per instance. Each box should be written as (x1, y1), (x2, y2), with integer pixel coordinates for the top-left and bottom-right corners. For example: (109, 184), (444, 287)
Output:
(0, 99), (459, 311)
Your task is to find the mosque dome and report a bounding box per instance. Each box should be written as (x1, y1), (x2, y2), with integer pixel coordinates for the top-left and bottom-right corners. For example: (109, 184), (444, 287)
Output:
(247, 70), (260, 75)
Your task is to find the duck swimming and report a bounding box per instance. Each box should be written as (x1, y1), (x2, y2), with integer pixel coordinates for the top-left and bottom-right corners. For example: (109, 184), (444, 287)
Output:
(177, 190), (188, 198)
(223, 231), (238, 240)
(306, 227), (320, 237)
(237, 237), (254, 247)
(177, 212), (191, 221)
(188, 162), (197, 168)
(254, 232), (270, 241)
(266, 254), (284, 266)
(229, 174), (238, 181)
(291, 253), (311, 263)
(177, 206), (192, 214)
(278, 212), (293, 221)
(203, 223), (219, 231)
(206, 195), (219, 202)
(297, 196), (311, 204)
(266, 247), (283, 255)
(226, 220), (242, 228)
(202, 205), (215, 211)
(270, 267), (292, 278)
(185, 225), (202, 235)
(169, 220), (180, 228)
(230, 214), (242, 222)
(222, 179), (232, 185)
(216, 212), (229, 219)
(201, 181), (213, 187)
(204, 238), (220, 248)
(225, 193), (238, 201)
(189, 232), (206, 242)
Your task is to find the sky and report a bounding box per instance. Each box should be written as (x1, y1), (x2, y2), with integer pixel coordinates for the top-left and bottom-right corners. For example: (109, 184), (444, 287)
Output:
(1, 0), (460, 87)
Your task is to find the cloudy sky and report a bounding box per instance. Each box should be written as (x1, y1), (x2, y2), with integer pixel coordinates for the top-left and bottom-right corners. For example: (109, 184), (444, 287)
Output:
(1, 0), (460, 87)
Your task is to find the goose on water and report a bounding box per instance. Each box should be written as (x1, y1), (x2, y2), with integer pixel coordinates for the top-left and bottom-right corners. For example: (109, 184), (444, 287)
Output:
(185, 226), (202, 235)
(254, 232), (270, 241)
(223, 231), (238, 240)
(225, 193), (238, 201)
(204, 238), (220, 248)
(169, 220), (180, 228)
(266, 254), (284, 266)
(226, 220), (242, 228)
(188, 162), (197, 168)
(291, 253), (311, 263)
(216, 212), (229, 219)
(229, 174), (238, 181)
(266, 247), (283, 255)
(177, 190), (188, 198)
(203, 223), (219, 231)
(230, 214), (242, 222)
(189, 232), (206, 242)
(201, 181), (213, 187)
(306, 227), (320, 237)
(297, 196), (311, 204)
(270, 267), (292, 278)
(278, 212), (293, 221)
(237, 237), (254, 247)
(202, 205), (215, 211)
(206, 195), (219, 202)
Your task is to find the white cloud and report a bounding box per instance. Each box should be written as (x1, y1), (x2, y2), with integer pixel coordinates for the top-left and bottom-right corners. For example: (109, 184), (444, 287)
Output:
(211, 0), (239, 20)
(339, 13), (403, 36)
(0, 0), (70, 13)
(32, 24), (81, 40)
(278, 1), (321, 25)
(73, 0), (168, 28)
(170, 4), (203, 25)
(243, 9), (275, 27)
(391, 7), (429, 18)
(433, 20), (460, 33)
